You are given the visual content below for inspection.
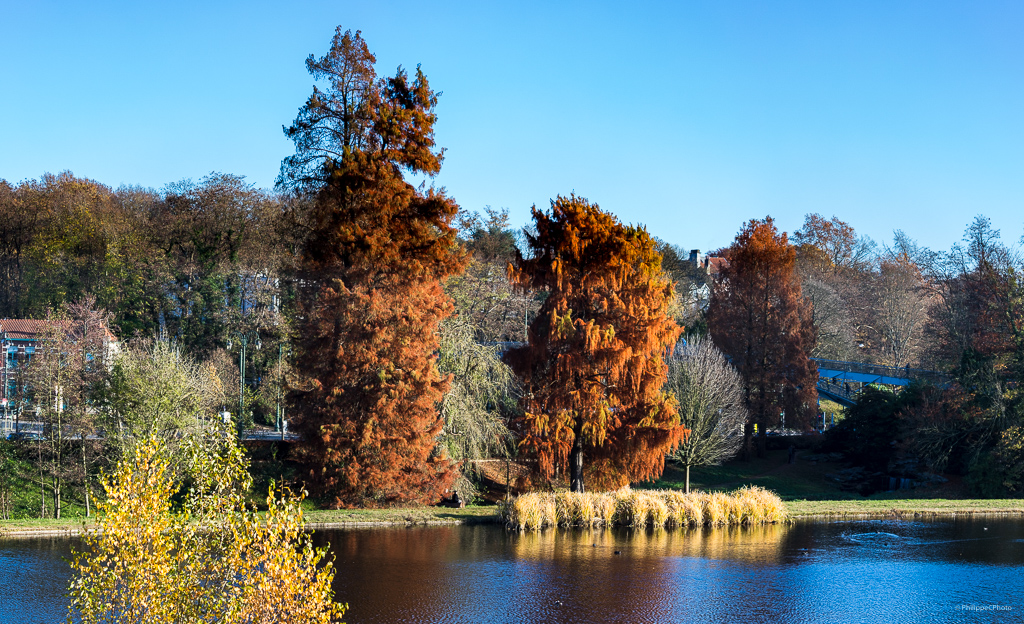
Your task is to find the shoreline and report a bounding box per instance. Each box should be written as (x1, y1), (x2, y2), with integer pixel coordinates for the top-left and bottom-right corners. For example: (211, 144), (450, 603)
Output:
(4, 499), (1024, 537)
(785, 498), (1024, 519)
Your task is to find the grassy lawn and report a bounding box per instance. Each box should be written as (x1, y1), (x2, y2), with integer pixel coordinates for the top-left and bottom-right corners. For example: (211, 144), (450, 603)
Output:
(4, 499), (1024, 536)
(644, 449), (856, 500)
(645, 449), (1024, 518)
(6, 448), (1024, 536)
(786, 498), (1024, 517)
(0, 516), (97, 536)
(302, 505), (498, 526)
(0, 506), (502, 536)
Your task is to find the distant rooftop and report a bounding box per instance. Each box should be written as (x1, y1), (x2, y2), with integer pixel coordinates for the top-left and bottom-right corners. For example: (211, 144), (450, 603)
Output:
(0, 318), (117, 342)
(687, 249), (729, 275)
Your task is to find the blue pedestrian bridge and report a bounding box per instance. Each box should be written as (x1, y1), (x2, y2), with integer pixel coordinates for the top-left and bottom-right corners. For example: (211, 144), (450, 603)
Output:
(812, 358), (949, 407)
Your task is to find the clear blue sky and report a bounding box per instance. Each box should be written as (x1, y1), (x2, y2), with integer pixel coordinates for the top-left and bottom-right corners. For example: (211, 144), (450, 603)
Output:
(2, 1), (1022, 254)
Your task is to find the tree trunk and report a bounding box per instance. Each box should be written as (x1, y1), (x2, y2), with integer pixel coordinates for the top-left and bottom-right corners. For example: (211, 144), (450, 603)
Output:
(685, 464), (691, 494)
(82, 439), (90, 517)
(52, 476), (61, 520)
(569, 419), (585, 493)
(741, 421), (753, 461)
(39, 450), (46, 518)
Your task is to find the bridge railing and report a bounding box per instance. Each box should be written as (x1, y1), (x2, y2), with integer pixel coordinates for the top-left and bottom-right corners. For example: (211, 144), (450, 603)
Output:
(2, 418), (299, 442)
(816, 378), (861, 405)
(0, 418), (44, 436)
(811, 358), (948, 385)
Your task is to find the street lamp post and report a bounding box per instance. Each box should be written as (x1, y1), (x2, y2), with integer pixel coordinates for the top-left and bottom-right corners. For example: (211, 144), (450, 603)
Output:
(231, 331), (261, 429)
(276, 343), (285, 435)
(239, 334), (247, 421)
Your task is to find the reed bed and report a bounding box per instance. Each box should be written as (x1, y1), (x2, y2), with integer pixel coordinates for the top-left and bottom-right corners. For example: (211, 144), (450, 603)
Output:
(500, 486), (787, 530)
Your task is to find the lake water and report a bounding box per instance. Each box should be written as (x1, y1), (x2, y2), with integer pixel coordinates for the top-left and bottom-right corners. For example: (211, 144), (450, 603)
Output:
(5, 517), (1024, 623)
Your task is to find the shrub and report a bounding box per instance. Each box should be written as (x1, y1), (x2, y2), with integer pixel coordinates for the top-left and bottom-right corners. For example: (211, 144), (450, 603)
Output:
(67, 435), (346, 623)
(500, 487), (787, 530)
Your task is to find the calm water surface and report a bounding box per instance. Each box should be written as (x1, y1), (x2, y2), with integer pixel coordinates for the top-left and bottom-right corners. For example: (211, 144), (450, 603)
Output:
(5, 518), (1024, 623)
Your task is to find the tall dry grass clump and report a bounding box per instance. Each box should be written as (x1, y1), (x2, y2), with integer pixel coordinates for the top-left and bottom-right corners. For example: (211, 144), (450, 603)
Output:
(554, 491), (598, 527)
(614, 490), (662, 527)
(593, 492), (617, 525)
(704, 491), (732, 526)
(734, 486), (787, 524)
(662, 490), (704, 526)
(501, 492), (556, 530)
(500, 486), (786, 530)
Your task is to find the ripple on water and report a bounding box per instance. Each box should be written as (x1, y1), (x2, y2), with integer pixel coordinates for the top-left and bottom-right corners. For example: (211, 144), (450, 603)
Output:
(843, 531), (906, 546)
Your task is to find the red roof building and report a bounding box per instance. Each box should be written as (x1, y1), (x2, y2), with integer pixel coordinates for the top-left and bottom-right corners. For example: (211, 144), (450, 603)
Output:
(1, 319), (118, 413)
(688, 249), (730, 275)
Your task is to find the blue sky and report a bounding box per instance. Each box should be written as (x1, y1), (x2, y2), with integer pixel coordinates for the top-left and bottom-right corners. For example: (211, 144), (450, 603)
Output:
(2, 1), (1022, 254)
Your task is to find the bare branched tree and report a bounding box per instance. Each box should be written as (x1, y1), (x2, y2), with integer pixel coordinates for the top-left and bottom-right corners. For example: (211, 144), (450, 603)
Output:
(23, 298), (113, 518)
(802, 278), (856, 361)
(446, 207), (537, 343)
(666, 336), (747, 492)
(793, 213), (876, 277)
(873, 254), (933, 368)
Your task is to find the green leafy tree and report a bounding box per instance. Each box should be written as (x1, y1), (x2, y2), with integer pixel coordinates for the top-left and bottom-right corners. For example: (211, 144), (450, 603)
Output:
(985, 425), (1024, 495)
(825, 386), (906, 472)
(914, 217), (1024, 491)
(98, 339), (225, 464)
(154, 173), (285, 360)
(437, 314), (518, 499)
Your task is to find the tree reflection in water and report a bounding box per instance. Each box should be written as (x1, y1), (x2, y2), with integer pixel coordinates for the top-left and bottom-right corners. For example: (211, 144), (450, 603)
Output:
(7, 520), (1024, 624)
(316, 520), (1024, 624)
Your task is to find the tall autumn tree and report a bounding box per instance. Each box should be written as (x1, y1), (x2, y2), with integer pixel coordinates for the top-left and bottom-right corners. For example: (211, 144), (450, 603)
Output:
(708, 217), (817, 458)
(792, 213), (876, 278)
(0, 180), (43, 318)
(791, 213), (874, 360)
(281, 27), (464, 506)
(505, 195), (685, 492)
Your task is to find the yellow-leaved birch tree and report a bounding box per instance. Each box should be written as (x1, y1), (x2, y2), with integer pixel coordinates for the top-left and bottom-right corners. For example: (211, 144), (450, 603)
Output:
(67, 433), (345, 624)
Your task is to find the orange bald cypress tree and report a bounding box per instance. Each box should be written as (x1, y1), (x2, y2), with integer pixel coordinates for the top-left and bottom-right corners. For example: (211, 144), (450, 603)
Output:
(505, 195), (685, 492)
(707, 217), (817, 459)
(282, 28), (464, 506)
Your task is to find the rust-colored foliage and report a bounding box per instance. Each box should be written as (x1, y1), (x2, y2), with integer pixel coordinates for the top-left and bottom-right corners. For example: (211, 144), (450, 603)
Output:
(959, 263), (1021, 363)
(505, 195), (685, 492)
(792, 213), (874, 277)
(285, 28), (464, 507)
(707, 217), (817, 457)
